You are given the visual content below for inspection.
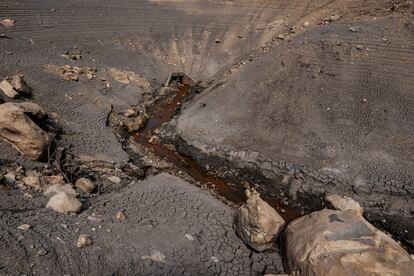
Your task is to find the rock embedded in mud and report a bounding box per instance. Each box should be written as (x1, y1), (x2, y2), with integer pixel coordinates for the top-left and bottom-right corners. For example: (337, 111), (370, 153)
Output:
(44, 184), (77, 198)
(0, 102), (49, 160)
(107, 175), (121, 184)
(77, 234), (93, 248)
(46, 192), (82, 214)
(22, 176), (41, 190)
(0, 79), (18, 98)
(283, 209), (414, 276)
(235, 188), (285, 252)
(75, 178), (95, 194)
(0, 18), (15, 27)
(2, 173), (16, 186)
(10, 75), (31, 96)
(325, 194), (363, 215)
(17, 224), (31, 231)
(124, 114), (148, 132)
(116, 211), (126, 220)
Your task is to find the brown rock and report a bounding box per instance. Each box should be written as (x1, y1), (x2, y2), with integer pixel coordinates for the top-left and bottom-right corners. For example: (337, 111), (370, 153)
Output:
(283, 209), (414, 276)
(10, 75), (31, 96)
(0, 18), (15, 27)
(124, 114), (147, 132)
(44, 184), (77, 198)
(0, 102), (49, 160)
(77, 234), (93, 248)
(46, 192), (82, 214)
(74, 178), (95, 193)
(325, 194), (363, 215)
(44, 175), (65, 186)
(0, 80), (18, 98)
(22, 176), (41, 190)
(235, 188), (285, 251)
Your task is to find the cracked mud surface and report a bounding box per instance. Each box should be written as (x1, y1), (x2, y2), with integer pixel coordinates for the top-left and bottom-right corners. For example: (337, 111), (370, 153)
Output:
(0, 174), (283, 276)
(1, 0), (414, 274)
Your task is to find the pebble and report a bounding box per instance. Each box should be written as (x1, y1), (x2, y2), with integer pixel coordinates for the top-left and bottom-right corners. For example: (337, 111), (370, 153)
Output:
(211, 256), (220, 263)
(74, 178), (95, 194)
(116, 211), (126, 220)
(185, 233), (195, 241)
(37, 249), (47, 256)
(46, 192), (82, 214)
(107, 176), (121, 184)
(77, 234), (93, 248)
(142, 250), (166, 263)
(356, 45), (364, 50)
(17, 224), (31, 231)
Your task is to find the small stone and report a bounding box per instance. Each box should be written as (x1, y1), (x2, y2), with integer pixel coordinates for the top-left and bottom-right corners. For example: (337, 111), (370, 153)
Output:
(45, 175), (65, 186)
(46, 192), (82, 214)
(185, 233), (195, 241)
(10, 75), (31, 96)
(348, 26), (358, 32)
(124, 114), (147, 132)
(0, 18), (15, 27)
(107, 176), (121, 184)
(325, 194), (364, 215)
(211, 256), (219, 263)
(23, 176), (41, 190)
(77, 234), (93, 248)
(74, 178), (95, 193)
(142, 250), (166, 263)
(116, 211), (126, 220)
(17, 224), (31, 231)
(87, 215), (103, 223)
(215, 39), (221, 43)
(44, 184), (77, 198)
(356, 45), (364, 50)
(303, 21), (310, 27)
(37, 249), (47, 256)
(63, 72), (78, 81)
(124, 109), (137, 117)
(0, 80), (18, 98)
(277, 34), (285, 40)
(2, 172), (16, 186)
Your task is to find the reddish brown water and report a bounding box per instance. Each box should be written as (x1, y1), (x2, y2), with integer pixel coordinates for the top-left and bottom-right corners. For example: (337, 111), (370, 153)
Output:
(134, 84), (300, 222)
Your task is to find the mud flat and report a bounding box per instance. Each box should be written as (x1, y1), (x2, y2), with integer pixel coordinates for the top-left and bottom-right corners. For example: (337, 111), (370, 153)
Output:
(1, 0), (414, 275)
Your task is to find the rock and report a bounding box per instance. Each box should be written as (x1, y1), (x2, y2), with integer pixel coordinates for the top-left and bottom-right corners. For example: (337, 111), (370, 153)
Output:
(325, 194), (363, 215)
(17, 224), (31, 231)
(142, 250), (166, 263)
(0, 18), (15, 27)
(74, 178), (95, 193)
(46, 192), (82, 214)
(124, 108), (137, 117)
(63, 72), (79, 81)
(77, 234), (93, 248)
(356, 45), (364, 50)
(0, 102), (49, 160)
(61, 51), (81, 61)
(277, 34), (285, 40)
(124, 114), (147, 132)
(2, 173), (16, 186)
(185, 233), (195, 241)
(116, 211), (126, 220)
(10, 75), (31, 96)
(235, 189), (285, 251)
(45, 175), (65, 186)
(107, 175), (121, 184)
(0, 79), (18, 98)
(22, 176), (41, 190)
(349, 26), (358, 32)
(44, 184), (77, 198)
(283, 209), (414, 276)
(36, 248), (47, 256)
(303, 21), (310, 27)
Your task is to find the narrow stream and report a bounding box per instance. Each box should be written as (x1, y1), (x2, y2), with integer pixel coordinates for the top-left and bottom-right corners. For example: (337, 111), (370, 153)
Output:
(134, 84), (300, 222)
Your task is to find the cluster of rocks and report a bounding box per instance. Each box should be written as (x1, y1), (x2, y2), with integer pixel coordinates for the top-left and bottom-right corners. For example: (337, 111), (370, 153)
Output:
(120, 107), (148, 133)
(235, 189), (414, 275)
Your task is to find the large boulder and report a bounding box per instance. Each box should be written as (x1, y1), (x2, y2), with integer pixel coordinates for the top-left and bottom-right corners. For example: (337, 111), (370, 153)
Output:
(0, 102), (49, 160)
(235, 189), (285, 251)
(283, 209), (414, 276)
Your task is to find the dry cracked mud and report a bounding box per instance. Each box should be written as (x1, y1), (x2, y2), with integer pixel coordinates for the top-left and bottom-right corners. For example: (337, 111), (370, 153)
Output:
(1, 0), (414, 275)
